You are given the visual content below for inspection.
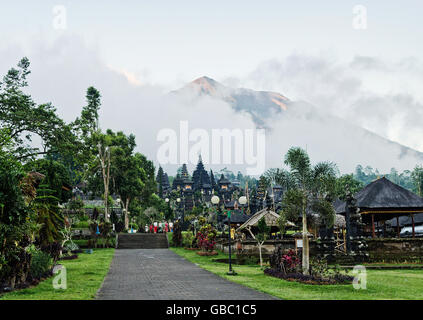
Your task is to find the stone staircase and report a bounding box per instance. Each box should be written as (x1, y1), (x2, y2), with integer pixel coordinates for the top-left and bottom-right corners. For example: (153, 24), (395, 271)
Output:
(117, 233), (169, 249)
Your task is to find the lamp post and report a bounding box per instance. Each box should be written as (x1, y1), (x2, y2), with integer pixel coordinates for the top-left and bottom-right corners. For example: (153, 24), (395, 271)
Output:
(225, 196), (247, 276)
(211, 195), (220, 228)
(176, 197), (181, 221)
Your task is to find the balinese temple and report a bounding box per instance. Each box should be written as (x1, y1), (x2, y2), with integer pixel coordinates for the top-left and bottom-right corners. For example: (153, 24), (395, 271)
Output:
(334, 177), (423, 238)
(181, 176), (194, 211)
(192, 155), (212, 198)
(218, 174), (232, 197)
(161, 160), (238, 213)
(266, 184), (283, 211)
(156, 166), (171, 197)
(172, 173), (183, 191)
(210, 170), (217, 191)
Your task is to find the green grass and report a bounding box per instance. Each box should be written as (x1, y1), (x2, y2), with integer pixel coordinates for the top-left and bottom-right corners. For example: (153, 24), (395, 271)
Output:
(0, 248), (115, 300)
(170, 247), (423, 300)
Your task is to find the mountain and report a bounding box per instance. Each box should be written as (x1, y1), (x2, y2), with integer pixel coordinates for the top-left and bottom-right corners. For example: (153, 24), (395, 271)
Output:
(171, 76), (423, 173)
(173, 76), (290, 127)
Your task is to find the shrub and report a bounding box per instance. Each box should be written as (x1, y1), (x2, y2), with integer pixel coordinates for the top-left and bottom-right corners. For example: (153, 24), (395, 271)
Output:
(172, 222), (183, 247)
(73, 221), (90, 229)
(269, 246), (301, 274)
(40, 241), (62, 263)
(129, 223), (139, 231)
(196, 224), (217, 252)
(182, 232), (195, 248)
(29, 250), (53, 280)
(64, 241), (80, 252)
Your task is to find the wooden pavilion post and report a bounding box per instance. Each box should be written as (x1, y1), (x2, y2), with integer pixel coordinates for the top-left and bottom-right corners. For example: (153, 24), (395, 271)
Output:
(396, 216), (400, 238)
(383, 221), (386, 238)
(371, 214), (376, 238)
(411, 214), (415, 238)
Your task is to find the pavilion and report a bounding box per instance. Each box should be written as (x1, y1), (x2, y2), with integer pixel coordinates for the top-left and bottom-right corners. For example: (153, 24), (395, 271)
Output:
(334, 177), (423, 238)
(237, 208), (295, 235)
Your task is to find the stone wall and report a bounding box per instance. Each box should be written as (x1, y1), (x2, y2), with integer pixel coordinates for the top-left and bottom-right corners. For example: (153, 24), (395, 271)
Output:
(217, 237), (423, 264)
(366, 238), (423, 263)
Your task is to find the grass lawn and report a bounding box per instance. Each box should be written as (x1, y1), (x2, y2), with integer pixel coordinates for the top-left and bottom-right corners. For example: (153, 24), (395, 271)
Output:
(170, 247), (423, 300)
(0, 248), (114, 300)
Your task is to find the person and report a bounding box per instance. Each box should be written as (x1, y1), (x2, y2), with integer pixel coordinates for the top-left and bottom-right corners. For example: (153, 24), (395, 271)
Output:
(153, 221), (158, 233)
(169, 221), (174, 232)
(165, 221), (169, 233)
(158, 221), (163, 233)
(149, 224), (153, 233)
(145, 224), (148, 233)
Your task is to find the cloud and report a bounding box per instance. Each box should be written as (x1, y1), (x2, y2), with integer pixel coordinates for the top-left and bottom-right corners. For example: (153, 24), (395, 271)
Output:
(1, 35), (423, 176)
(240, 53), (423, 153)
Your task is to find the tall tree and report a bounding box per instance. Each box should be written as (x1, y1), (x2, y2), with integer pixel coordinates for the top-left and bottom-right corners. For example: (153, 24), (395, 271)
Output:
(0, 58), (76, 161)
(411, 166), (423, 197)
(282, 147), (337, 275)
(156, 166), (164, 198)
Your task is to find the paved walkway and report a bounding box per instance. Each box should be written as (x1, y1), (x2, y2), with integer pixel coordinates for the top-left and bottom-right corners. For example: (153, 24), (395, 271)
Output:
(96, 249), (277, 300)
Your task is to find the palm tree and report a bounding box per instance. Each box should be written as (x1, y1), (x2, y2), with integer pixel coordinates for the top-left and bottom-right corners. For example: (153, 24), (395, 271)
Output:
(282, 147), (337, 275)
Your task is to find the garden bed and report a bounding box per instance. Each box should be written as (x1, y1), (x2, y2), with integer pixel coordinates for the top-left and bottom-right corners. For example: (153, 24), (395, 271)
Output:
(196, 251), (219, 256)
(264, 268), (354, 285)
(184, 247), (199, 251)
(0, 269), (54, 293)
(212, 258), (262, 266)
(59, 254), (79, 261)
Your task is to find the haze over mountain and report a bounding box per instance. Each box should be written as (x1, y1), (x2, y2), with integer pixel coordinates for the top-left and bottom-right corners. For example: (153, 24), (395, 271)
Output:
(173, 76), (290, 127)
(172, 76), (423, 173)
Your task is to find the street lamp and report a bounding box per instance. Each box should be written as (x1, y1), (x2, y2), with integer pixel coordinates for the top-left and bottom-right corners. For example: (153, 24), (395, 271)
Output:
(226, 196), (248, 276)
(211, 195), (220, 206)
(176, 198), (181, 221)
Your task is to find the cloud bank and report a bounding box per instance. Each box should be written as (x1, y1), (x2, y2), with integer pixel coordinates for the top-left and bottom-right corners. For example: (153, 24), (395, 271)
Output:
(1, 35), (422, 176)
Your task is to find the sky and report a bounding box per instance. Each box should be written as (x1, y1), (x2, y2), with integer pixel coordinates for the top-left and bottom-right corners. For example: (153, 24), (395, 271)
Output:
(1, 1), (422, 86)
(1, 1), (423, 175)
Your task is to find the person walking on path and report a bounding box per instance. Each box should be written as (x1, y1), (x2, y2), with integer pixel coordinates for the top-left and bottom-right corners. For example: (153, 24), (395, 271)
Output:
(145, 224), (148, 233)
(169, 221), (174, 232)
(153, 221), (158, 233)
(165, 221), (169, 233)
(149, 224), (153, 233)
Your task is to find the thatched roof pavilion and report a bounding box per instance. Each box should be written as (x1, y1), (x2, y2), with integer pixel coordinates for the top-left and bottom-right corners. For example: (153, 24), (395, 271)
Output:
(237, 208), (295, 234)
(334, 177), (423, 237)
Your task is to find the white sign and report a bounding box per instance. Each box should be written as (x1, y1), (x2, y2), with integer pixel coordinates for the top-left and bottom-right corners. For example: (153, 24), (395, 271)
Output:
(296, 239), (303, 248)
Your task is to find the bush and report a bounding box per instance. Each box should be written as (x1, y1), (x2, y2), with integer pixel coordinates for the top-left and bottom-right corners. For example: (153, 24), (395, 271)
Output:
(196, 224), (217, 252)
(172, 221), (183, 247)
(64, 241), (80, 252)
(29, 250), (53, 280)
(115, 221), (125, 233)
(269, 246), (301, 274)
(167, 232), (173, 246)
(129, 223), (139, 231)
(182, 232), (195, 248)
(73, 221), (90, 229)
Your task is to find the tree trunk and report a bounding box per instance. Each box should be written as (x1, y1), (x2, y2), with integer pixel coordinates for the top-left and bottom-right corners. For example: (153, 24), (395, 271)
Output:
(258, 243), (263, 267)
(302, 202), (310, 275)
(124, 198), (130, 230)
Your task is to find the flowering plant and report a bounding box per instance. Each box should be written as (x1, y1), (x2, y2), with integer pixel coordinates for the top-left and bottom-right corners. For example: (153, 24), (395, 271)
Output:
(281, 249), (301, 274)
(196, 224), (217, 252)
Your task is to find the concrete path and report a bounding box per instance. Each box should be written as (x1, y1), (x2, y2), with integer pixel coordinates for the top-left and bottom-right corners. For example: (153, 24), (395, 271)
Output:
(96, 249), (277, 300)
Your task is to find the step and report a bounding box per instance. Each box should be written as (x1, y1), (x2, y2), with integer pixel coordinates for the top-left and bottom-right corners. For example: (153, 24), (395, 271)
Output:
(117, 233), (169, 249)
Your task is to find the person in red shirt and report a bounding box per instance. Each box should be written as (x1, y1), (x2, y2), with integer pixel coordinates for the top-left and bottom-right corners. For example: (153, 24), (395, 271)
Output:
(149, 224), (153, 233)
(165, 222), (169, 233)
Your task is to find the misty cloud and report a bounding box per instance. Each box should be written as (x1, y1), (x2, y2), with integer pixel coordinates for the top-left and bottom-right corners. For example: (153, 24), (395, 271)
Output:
(241, 54), (423, 153)
(1, 35), (423, 176)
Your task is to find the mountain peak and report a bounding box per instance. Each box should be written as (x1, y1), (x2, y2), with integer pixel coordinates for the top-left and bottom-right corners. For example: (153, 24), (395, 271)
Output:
(188, 76), (225, 95)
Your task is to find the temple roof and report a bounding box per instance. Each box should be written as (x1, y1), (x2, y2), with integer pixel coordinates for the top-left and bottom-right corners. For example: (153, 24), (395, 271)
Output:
(223, 211), (250, 224)
(335, 177), (423, 214)
(218, 174), (231, 184)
